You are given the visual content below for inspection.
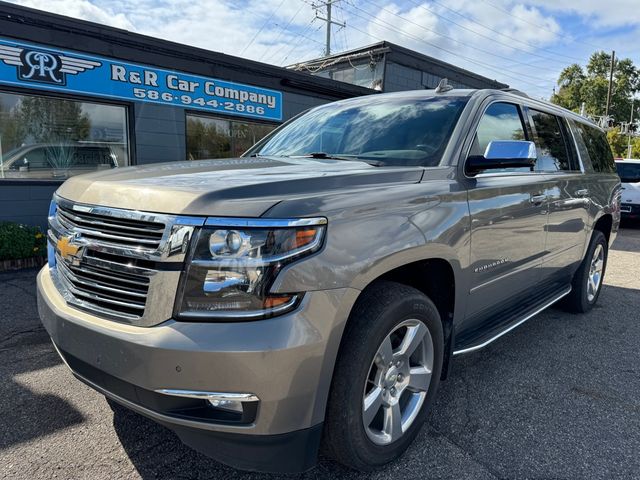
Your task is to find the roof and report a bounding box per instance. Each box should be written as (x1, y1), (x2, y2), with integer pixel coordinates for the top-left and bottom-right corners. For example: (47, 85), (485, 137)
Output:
(288, 40), (508, 90)
(0, 1), (373, 100)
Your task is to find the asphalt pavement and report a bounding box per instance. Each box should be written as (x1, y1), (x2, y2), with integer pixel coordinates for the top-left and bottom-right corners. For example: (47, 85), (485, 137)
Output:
(1, 225), (639, 480)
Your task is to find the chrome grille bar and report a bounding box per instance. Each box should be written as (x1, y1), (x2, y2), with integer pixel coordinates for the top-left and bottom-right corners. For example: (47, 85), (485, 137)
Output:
(58, 262), (148, 299)
(56, 257), (146, 312)
(49, 196), (203, 325)
(56, 203), (165, 250)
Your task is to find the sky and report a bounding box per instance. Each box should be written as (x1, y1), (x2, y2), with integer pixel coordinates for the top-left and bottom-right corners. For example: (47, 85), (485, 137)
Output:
(6, 0), (640, 99)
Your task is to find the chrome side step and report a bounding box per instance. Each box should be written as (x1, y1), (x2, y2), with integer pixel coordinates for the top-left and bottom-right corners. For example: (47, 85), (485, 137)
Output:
(452, 287), (571, 356)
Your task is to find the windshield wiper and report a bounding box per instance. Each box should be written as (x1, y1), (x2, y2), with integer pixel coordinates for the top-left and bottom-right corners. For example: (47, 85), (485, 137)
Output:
(299, 152), (384, 167)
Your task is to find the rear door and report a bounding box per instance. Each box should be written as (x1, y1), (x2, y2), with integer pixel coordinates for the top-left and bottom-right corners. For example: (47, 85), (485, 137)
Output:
(526, 108), (590, 279)
(463, 101), (552, 325)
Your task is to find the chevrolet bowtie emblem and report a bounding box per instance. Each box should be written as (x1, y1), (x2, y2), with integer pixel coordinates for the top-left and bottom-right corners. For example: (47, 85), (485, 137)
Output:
(57, 235), (82, 264)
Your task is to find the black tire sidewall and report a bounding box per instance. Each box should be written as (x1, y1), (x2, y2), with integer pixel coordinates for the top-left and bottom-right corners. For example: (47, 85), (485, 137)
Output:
(575, 231), (608, 311)
(325, 282), (444, 469)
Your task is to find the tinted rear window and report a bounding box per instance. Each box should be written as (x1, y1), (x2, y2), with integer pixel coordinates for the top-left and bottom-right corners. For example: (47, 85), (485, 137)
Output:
(616, 162), (640, 183)
(530, 109), (576, 171)
(572, 122), (616, 173)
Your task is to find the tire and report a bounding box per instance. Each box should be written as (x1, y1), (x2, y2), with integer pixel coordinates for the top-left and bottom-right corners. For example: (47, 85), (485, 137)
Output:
(323, 281), (444, 471)
(561, 230), (608, 313)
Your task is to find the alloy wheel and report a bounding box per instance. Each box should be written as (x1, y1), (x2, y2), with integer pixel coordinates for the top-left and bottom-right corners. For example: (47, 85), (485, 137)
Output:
(362, 319), (433, 445)
(587, 243), (605, 302)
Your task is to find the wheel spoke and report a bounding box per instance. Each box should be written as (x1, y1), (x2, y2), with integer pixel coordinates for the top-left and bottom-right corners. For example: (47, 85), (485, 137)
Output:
(407, 365), (432, 392)
(363, 386), (384, 426)
(376, 336), (394, 367)
(383, 402), (403, 442)
(398, 323), (427, 357)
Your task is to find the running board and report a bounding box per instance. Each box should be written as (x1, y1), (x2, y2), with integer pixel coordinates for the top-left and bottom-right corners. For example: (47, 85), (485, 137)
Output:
(452, 287), (571, 356)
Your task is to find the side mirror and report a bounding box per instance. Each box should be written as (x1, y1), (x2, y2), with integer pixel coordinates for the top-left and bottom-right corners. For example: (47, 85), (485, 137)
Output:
(466, 140), (537, 176)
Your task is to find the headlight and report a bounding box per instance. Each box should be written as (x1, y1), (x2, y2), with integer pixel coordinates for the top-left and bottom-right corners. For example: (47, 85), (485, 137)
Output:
(176, 218), (326, 321)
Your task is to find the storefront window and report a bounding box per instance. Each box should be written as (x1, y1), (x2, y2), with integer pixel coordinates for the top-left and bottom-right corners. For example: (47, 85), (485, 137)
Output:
(186, 113), (276, 160)
(0, 92), (129, 180)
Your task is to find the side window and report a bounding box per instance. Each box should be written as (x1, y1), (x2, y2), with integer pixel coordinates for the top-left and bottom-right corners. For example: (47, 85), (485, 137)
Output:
(529, 109), (575, 172)
(572, 121), (616, 173)
(471, 102), (527, 156)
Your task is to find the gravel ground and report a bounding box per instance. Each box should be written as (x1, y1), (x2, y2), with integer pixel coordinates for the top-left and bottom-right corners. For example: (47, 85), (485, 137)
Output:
(1, 225), (639, 480)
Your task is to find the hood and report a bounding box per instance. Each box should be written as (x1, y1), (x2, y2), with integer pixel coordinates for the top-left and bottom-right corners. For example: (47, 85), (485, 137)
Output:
(56, 157), (424, 217)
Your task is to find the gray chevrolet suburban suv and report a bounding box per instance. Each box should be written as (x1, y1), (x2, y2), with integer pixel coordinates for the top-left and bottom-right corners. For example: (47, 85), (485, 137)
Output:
(37, 88), (621, 473)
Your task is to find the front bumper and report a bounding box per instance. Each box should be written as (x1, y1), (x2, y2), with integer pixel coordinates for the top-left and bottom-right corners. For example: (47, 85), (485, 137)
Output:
(620, 203), (640, 220)
(37, 266), (359, 472)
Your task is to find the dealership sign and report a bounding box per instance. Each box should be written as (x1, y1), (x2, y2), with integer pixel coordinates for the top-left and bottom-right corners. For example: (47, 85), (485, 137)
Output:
(0, 37), (282, 121)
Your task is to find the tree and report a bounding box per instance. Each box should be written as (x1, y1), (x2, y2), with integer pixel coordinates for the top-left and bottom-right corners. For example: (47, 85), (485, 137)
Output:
(18, 96), (90, 143)
(607, 128), (628, 158)
(551, 51), (639, 124)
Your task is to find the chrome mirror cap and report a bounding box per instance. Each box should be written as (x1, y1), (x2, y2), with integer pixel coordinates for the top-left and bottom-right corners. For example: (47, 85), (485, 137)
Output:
(484, 140), (537, 161)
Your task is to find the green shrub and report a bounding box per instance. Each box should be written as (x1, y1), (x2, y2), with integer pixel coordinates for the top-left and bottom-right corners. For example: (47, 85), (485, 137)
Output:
(0, 222), (47, 260)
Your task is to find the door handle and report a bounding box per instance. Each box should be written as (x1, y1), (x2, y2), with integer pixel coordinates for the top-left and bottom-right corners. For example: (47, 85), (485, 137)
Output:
(530, 194), (547, 204)
(575, 189), (589, 197)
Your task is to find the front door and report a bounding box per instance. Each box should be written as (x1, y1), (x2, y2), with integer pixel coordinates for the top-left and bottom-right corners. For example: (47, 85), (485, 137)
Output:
(462, 101), (551, 333)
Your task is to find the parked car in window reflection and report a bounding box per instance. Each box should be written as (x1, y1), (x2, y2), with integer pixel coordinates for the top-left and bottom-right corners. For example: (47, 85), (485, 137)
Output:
(0, 142), (124, 179)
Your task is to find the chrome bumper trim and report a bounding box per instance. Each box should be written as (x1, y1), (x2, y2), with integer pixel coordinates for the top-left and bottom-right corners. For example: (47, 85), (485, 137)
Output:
(155, 389), (259, 403)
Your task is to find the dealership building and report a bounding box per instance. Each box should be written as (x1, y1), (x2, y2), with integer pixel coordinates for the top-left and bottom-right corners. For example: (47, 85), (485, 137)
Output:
(0, 2), (506, 228)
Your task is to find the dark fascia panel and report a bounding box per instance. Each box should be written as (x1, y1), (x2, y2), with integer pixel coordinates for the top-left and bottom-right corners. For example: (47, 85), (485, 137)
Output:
(0, 1), (374, 100)
(293, 40), (508, 90)
(383, 42), (508, 89)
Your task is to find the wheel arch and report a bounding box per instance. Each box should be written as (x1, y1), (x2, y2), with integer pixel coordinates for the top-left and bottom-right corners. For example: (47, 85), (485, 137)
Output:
(341, 256), (459, 386)
(593, 213), (613, 243)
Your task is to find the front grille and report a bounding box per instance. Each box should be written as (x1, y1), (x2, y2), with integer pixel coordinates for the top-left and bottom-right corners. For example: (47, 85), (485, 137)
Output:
(56, 252), (150, 319)
(49, 198), (200, 325)
(56, 203), (165, 251)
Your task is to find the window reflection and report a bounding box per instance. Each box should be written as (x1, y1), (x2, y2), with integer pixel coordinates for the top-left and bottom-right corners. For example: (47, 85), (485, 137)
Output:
(530, 110), (573, 172)
(0, 92), (128, 179)
(256, 96), (470, 167)
(186, 114), (276, 160)
(472, 102), (526, 156)
(573, 121), (616, 173)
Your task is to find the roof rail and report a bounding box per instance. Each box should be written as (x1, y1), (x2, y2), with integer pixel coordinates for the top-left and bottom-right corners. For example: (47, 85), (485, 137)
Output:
(500, 88), (529, 98)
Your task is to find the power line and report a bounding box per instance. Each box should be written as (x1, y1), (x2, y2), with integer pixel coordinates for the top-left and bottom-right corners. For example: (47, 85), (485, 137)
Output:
(418, 0), (585, 62)
(341, 9), (551, 89)
(342, 2), (552, 86)
(240, 0), (287, 56)
(262, 2), (307, 64)
(478, 0), (604, 51)
(336, 2), (349, 52)
(313, 0), (346, 56)
(280, 21), (324, 65)
(353, 0), (563, 74)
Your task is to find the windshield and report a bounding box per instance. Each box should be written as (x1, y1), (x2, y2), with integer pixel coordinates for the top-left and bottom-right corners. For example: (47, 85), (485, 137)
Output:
(253, 95), (469, 167)
(616, 162), (640, 183)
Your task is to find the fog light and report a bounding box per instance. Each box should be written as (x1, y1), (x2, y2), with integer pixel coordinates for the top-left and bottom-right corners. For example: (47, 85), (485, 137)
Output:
(208, 398), (244, 413)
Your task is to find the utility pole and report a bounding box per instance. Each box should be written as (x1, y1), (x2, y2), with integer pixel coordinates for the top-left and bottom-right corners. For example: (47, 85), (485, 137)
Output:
(627, 96), (635, 159)
(605, 50), (615, 119)
(313, 0), (345, 57)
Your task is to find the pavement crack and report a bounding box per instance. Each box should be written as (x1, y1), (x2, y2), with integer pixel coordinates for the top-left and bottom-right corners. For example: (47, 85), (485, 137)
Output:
(2, 281), (37, 299)
(0, 327), (44, 346)
(428, 426), (504, 480)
